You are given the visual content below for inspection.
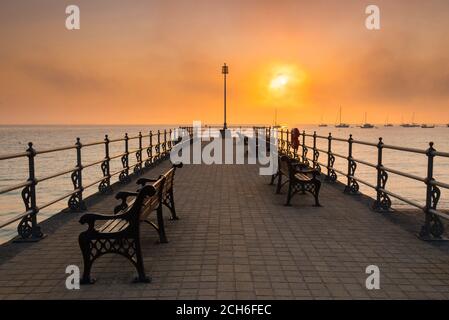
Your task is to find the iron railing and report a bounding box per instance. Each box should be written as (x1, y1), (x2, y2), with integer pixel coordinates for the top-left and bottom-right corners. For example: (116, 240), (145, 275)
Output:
(3, 125), (446, 242)
(0, 127), (193, 242)
(278, 129), (449, 241)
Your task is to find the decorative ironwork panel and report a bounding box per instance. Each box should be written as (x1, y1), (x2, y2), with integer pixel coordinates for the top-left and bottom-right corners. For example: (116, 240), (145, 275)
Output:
(99, 160), (110, 193)
(344, 159), (359, 194)
(373, 169), (392, 211)
(313, 149), (321, 172)
(326, 153), (337, 182)
(68, 170), (85, 210)
(134, 150), (142, 174)
(420, 185), (444, 239)
(119, 154), (130, 183)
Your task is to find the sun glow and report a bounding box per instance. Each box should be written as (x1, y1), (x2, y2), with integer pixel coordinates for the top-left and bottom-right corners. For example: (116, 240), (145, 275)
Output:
(270, 74), (289, 89)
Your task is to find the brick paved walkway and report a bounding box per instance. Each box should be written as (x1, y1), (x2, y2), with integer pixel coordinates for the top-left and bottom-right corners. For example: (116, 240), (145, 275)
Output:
(1, 160), (449, 300)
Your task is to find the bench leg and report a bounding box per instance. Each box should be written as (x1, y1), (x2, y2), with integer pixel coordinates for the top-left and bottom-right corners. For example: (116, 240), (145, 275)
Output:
(167, 190), (179, 220)
(312, 181), (322, 207)
(134, 240), (151, 283)
(285, 182), (293, 206)
(156, 207), (168, 243)
(269, 173), (276, 185)
(78, 233), (95, 284)
(276, 172), (282, 194)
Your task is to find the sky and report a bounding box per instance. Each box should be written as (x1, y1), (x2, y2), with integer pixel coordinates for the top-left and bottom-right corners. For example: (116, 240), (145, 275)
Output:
(1, 0), (449, 125)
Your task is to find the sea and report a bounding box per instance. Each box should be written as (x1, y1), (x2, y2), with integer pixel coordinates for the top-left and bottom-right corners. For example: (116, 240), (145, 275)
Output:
(1, 124), (449, 244)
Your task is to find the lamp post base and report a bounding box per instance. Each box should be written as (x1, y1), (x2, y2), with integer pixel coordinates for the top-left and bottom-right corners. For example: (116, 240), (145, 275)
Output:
(220, 129), (230, 138)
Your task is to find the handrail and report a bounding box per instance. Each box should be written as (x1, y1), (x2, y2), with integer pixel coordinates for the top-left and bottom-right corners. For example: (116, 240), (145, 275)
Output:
(36, 167), (78, 183)
(382, 165), (426, 183)
(0, 127), (190, 241)
(2, 126), (448, 243)
(351, 157), (377, 169)
(0, 181), (32, 195)
(0, 151), (29, 161)
(382, 144), (427, 154)
(278, 128), (449, 240)
(36, 145), (77, 155)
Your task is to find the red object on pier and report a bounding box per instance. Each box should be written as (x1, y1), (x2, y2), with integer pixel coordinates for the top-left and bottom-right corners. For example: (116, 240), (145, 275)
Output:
(291, 128), (300, 150)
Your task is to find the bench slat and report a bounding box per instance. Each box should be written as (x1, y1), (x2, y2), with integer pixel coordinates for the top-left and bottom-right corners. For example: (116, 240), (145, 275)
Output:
(295, 173), (311, 181)
(100, 219), (123, 233)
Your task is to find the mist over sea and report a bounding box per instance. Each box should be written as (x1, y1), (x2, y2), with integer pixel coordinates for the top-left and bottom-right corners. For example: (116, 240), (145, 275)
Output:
(1, 124), (449, 244)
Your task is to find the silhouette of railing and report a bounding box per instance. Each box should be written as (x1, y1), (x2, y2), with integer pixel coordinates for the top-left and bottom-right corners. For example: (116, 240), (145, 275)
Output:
(278, 129), (449, 241)
(3, 125), (446, 243)
(0, 127), (192, 242)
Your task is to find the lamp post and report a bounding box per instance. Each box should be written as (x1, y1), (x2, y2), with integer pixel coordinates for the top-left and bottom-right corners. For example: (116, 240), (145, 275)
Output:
(222, 63), (229, 130)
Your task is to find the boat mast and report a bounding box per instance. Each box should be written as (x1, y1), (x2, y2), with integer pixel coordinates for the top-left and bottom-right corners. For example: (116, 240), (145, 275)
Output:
(339, 107), (342, 125)
(274, 107), (277, 126)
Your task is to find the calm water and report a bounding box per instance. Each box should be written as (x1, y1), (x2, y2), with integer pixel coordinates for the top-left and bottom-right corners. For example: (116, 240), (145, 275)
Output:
(1, 124), (449, 244)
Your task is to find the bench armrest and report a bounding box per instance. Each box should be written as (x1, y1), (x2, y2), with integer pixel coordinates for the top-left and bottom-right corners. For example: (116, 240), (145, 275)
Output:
(136, 178), (158, 186)
(298, 168), (321, 178)
(292, 162), (309, 170)
(172, 162), (183, 169)
(115, 191), (138, 200)
(114, 191), (138, 214)
(79, 212), (126, 231)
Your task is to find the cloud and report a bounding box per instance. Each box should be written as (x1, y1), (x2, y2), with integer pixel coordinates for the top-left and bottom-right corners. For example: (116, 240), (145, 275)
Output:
(16, 59), (117, 94)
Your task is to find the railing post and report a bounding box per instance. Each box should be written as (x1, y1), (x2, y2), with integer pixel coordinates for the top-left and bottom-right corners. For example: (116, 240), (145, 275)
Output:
(163, 129), (167, 159)
(119, 133), (130, 183)
(344, 134), (359, 194)
(325, 133), (337, 182)
(134, 132), (143, 174)
(68, 137), (86, 211)
(419, 142), (444, 240)
(168, 129), (173, 153)
(373, 138), (391, 212)
(312, 131), (321, 172)
(16, 142), (44, 241)
(156, 130), (161, 162)
(267, 127), (271, 153)
(286, 129), (290, 157)
(280, 130), (284, 154)
(301, 130), (308, 165)
(255, 128), (259, 159)
(99, 135), (112, 193)
(145, 131), (153, 167)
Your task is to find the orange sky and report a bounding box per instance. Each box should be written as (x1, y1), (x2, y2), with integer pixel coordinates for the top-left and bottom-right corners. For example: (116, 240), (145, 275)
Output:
(1, 0), (449, 126)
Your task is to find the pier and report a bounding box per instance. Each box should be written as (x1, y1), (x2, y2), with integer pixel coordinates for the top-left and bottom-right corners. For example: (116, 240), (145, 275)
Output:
(1, 127), (449, 299)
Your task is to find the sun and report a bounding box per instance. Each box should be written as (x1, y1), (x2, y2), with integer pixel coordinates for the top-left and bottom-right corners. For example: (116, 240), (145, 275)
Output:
(270, 74), (289, 90)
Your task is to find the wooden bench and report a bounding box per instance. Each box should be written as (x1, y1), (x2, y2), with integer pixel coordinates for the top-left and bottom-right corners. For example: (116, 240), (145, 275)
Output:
(113, 162), (183, 227)
(135, 162), (183, 221)
(78, 183), (164, 284)
(275, 155), (321, 207)
(270, 155), (309, 186)
(78, 163), (182, 284)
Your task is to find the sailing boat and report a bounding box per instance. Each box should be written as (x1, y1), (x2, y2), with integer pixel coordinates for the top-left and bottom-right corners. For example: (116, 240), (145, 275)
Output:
(318, 115), (327, 127)
(272, 107), (282, 129)
(360, 112), (374, 129)
(401, 113), (419, 127)
(410, 113), (420, 127)
(335, 107), (349, 128)
(384, 116), (393, 127)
